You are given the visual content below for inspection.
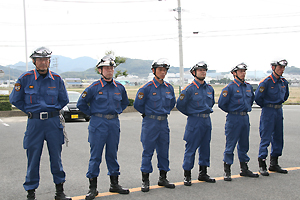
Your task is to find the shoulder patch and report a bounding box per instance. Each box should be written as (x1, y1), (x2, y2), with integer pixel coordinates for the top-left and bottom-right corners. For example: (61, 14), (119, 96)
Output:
(14, 83), (21, 92)
(259, 86), (265, 93)
(81, 91), (87, 98)
(138, 92), (144, 99)
(179, 93), (185, 100)
(222, 90), (228, 97)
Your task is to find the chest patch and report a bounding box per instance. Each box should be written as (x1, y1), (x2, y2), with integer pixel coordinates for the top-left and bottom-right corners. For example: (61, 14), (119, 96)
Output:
(195, 92), (198, 95)
(29, 85), (34, 89)
(99, 91), (103, 95)
(153, 92), (157, 96)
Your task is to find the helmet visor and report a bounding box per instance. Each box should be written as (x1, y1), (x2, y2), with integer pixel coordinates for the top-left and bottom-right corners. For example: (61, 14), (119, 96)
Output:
(30, 47), (52, 58)
(277, 59), (288, 66)
(195, 61), (207, 69)
(152, 58), (170, 69)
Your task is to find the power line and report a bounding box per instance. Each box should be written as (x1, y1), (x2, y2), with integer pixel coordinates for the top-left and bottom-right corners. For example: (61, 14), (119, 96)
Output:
(44, 0), (158, 3)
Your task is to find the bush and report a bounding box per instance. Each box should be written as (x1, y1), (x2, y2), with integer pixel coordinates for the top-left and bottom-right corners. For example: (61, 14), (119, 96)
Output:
(128, 98), (134, 106)
(0, 102), (12, 111)
(0, 95), (12, 111)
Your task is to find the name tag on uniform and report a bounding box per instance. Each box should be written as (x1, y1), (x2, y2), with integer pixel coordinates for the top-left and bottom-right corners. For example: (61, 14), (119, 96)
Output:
(153, 92), (157, 95)
(99, 91), (103, 95)
(29, 85), (34, 89)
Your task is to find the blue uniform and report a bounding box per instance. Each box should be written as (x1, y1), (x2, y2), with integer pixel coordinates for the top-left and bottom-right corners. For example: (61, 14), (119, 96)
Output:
(255, 73), (289, 159)
(176, 80), (214, 170)
(218, 79), (254, 165)
(134, 78), (175, 173)
(77, 78), (129, 178)
(9, 69), (69, 191)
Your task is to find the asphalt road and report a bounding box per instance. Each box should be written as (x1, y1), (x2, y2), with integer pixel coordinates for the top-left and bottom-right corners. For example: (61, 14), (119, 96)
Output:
(0, 105), (299, 200)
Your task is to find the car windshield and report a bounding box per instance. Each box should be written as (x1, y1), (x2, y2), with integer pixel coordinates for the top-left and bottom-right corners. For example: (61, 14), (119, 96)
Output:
(68, 92), (81, 103)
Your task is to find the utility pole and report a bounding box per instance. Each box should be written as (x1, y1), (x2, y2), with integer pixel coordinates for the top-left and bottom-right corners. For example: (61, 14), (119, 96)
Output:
(174, 0), (184, 90)
(23, 0), (28, 71)
(52, 57), (58, 72)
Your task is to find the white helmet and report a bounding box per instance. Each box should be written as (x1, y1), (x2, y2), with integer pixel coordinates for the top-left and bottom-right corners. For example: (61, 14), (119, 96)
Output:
(230, 63), (248, 73)
(96, 54), (116, 68)
(271, 59), (288, 67)
(151, 58), (170, 70)
(30, 47), (52, 58)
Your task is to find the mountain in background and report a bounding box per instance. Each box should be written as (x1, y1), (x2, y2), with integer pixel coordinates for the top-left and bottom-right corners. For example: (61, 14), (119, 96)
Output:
(1, 56), (300, 80)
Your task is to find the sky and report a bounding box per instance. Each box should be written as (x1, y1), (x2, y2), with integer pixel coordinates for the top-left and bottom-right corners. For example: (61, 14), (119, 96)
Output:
(1, 0), (300, 73)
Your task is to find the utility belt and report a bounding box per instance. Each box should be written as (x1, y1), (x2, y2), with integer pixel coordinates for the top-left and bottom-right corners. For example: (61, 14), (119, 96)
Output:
(229, 111), (248, 116)
(28, 111), (60, 120)
(265, 104), (282, 109)
(145, 115), (167, 121)
(191, 113), (210, 118)
(93, 113), (118, 120)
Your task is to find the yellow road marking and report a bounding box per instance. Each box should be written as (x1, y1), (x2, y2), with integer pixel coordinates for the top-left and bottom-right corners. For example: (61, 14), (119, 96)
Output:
(70, 167), (300, 200)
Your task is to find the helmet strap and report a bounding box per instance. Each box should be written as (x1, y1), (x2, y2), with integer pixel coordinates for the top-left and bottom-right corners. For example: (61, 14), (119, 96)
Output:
(192, 70), (205, 81)
(273, 66), (281, 77)
(153, 68), (164, 81)
(235, 74), (244, 83)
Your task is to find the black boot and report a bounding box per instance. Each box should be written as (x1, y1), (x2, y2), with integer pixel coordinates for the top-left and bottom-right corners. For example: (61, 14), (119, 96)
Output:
(158, 170), (175, 189)
(27, 189), (36, 200)
(85, 178), (98, 200)
(198, 165), (216, 183)
(240, 162), (259, 178)
(224, 162), (232, 181)
(141, 172), (150, 192)
(269, 156), (288, 174)
(258, 158), (269, 176)
(183, 170), (192, 186)
(109, 176), (130, 194)
(54, 182), (72, 200)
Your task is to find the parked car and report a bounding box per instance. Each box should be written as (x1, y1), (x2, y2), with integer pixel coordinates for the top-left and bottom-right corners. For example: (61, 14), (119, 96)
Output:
(248, 81), (260, 108)
(61, 91), (90, 121)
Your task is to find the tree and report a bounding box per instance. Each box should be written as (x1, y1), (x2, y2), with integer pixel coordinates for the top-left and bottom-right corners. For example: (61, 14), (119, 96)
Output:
(114, 70), (128, 78)
(95, 50), (127, 75)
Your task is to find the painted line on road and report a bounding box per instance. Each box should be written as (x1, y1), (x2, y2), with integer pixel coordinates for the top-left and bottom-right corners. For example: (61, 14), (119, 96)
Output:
(0, 119), (9, 127)
(70, 167), (300, 200)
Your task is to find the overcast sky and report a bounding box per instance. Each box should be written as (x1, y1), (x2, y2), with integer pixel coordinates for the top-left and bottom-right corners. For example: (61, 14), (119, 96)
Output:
(1, 0), (300, 72)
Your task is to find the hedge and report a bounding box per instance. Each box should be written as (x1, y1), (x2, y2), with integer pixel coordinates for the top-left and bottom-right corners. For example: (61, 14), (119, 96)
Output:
(0, 95), (12, 111)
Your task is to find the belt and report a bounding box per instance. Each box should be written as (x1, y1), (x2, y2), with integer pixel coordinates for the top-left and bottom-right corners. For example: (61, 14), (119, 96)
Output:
(93, 113), (118, 120)
(28, 111), (60, 120)
(229, 111), (247, 116)
(191, 113), (210, 118)
(266, 104), (282, 109)
(146, 115), (167, 121)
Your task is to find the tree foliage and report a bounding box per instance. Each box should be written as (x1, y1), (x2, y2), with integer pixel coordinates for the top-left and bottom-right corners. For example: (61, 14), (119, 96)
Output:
(95, 50), (127, 75)
(114, 70), (128, 78)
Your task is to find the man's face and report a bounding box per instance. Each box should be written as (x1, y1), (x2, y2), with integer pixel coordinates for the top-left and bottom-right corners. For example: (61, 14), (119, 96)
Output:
(99, 66), (114, 80)
(273, 65), (286, 76)
(34, 57), (50, 74)
(153, 67), (167, 80)
(193, 68), (206, 80)
(234, 69), (246, 81)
